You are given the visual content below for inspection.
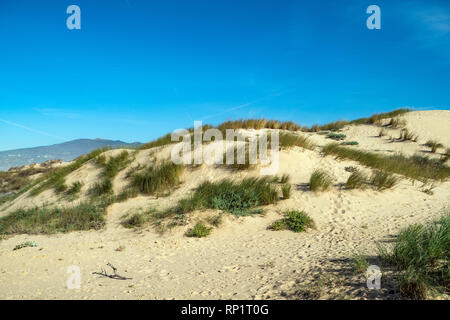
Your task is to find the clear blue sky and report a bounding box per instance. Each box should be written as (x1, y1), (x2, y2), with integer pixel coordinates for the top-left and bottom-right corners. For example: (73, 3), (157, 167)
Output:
(1, 0), (449, 151)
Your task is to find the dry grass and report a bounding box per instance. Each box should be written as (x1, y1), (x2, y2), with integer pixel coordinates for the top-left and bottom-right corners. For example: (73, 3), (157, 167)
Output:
(425, 140), (444, 153)
(309, 170), (333, 192)
(131, 161), (183, 195)
(322, 143), (450, 181)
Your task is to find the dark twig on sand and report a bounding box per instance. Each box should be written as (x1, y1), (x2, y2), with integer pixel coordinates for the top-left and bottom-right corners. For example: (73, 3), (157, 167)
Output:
(92, 263), (132, 280)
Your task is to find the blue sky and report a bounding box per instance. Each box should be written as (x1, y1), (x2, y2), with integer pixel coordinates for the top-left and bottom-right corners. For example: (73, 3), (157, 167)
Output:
(0, 0), (449, 151)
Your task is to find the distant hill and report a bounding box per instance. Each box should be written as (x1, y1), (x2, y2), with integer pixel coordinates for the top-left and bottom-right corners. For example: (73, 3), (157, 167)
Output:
(0, 139), (142, 171)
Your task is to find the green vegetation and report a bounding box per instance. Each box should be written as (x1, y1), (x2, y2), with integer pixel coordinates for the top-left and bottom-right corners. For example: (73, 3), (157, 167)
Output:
(326, 133), (346, 141)
(0, 166), (51, 194)
(322, 143), (450, 181)
(341, 141), (358, 146)
(387, 117), (407, 129)
(66, 181), (83, 196)
(185, 222), (213, 238)
(139, 133), (174, 150)
(89, 151), (132, 197)
(122, 212), (147, 228)
(370, 170), (399, 190)
(131, 161), (183, 195)
(30, 148), (108, 196)
(279, 174), (290, 184)
(175, 177), (279, 215)
(222, 144), (257, 171)
(309, 169), (333, 192)
(351, 254), (370, 274)
(278, 132), (314, 150)
(222, 133), (313, 171)
(96, 150), (131, 179)
(89, 179), (113, 197)
(425, 140), (444, 153)
(399, 128), (418, 142)
(281, 183), (291, 199)
(345, 171), (368, 190)
(349, 108), (411, 126)
(269, 210), (316, 233)
(378, 212), (450, 299)
(0, 197), (112, 236)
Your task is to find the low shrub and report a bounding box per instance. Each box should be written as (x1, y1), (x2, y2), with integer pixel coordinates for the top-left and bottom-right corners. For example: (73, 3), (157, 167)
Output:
(326, 133), (346, 141)
(345, 171), (368, 190)
(269, 210), (316, 233)
(175, 177), (279, 215)
(185, 222), (213, 238)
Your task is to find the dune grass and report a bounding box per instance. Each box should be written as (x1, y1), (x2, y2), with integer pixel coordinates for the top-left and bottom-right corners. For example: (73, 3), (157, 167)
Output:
(0, 197), (112, 236)
(349, 108), (411, 126)
(281, 183), (291, 199)
(425, 140), (444, 153)
(370, 170), (399, 190)
(185, 222), (213, 238)
(341, 141), (358, 146)
(88, 151), (132, 197)
(131, 161), (183, 195)
(399, 129), (418, 142)
(89, 179), (113, 197)
(0, 166), (52, 194)
(378, 212), (450, 299)
(268, 210), (316, 233)
(345, 171), (369, 190)
(222, 144), (257, 171)
(222, 133), (314, 171)
(96, 150), (131, 179)
(278, 132), (315, 150)
(30, 148), (108, 196)
(322, 143), (450, 182)
(326, 133), (346, 141)
(175, 177), (279, 216)
(309, 169), (333, 192)
(66, 181), (83, 196)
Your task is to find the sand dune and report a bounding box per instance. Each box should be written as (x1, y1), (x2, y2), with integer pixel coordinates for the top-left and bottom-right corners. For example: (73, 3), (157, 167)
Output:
(0, 110), (449, 299)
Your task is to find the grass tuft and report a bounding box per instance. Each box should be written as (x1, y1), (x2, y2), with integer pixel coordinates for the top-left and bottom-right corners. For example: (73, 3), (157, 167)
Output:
(370, 170), (399, 190)
(309, 170), (333, 192)
(131, 161), (183, 195)
(281, 183), (291, 199)
(268, 210), (316, 233)
(345, 171), (368, 190)
(378, 212), (450, 299)
(185, 222), (213, 238)
(425, 140), (444, 153)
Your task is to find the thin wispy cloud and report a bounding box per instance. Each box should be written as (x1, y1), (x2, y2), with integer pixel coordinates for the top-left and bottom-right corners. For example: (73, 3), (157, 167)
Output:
(396, 0), (450, 60)
(200, 90), (290, 121)
(0, 117), (64, 140)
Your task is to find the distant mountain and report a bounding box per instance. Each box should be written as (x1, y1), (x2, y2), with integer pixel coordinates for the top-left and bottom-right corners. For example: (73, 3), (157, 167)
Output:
(0, 139), (142, 171)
